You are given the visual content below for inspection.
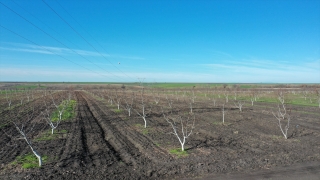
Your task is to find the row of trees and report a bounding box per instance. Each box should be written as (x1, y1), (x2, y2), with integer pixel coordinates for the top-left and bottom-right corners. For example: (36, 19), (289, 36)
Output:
(1, 86), (318, 167)
(1, 90), (75, 167)
(87, 86), (319, 151)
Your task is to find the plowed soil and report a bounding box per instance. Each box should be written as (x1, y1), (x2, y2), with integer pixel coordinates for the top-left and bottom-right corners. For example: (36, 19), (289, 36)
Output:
(1, 91), (319, 179)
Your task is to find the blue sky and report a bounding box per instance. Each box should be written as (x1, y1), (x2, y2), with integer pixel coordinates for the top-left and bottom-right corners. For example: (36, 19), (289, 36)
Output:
(0, 0), (319, 83)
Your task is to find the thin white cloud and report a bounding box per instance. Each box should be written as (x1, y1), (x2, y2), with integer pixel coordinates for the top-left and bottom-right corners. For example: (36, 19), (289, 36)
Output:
(0, 46), (54, 54)
(0, 67), (219, 82)
(207, 58), (320, 71)
(2, 65), (318, 83)
(0, 67), (121, 81)
(0, 42), (144, 60)
(203, 59), (320, 83)
(1, 43), (109, 57)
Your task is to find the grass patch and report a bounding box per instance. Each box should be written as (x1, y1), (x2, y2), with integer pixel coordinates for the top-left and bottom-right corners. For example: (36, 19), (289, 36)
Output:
(113, 109), (122, 113)
(169, 148), (188, 158)
(12, 153), (48, 169)
(145, 83), (222, 89)
(36, 129), (68, 141)
(271, 135), (283, 140)
(254, 95), (319, 107)
(51, 100), (77, 122)
(108, 104), (116, 108)
(12, 84), (46, 90)
(212, 121), (223, 125)
(135, 124), (149, 135)
(0, 123), (8, 129)
(255, 104), (320, 116)
(60, 129), (68, 133)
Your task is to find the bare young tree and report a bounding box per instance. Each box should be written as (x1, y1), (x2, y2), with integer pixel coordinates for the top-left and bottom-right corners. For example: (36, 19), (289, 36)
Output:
(249, 90), (257, 106)
(106, 91), (114, 105)
(234, 100), (245, 112)
(222, 103), (226, 124)
(19, 95), (24, 105)
(51, 94), (67, 124)
(206, 89), (215, 107)
(5, 89), (12, 108)
(315, 89), (320, 108)
(271, 90), (291, 139)
(189, 100), (193, 114)
(224, 90), (229, 103)
(133, 93), (151, 128)
(191, 86), (197, 103)
(276, 90), (285, 105)
(233, 90), (237, 100)
(174, 90), (180, 101)
(42, 101), (60, 134)
(122, 96), (134, 117)
(114, 91), (122, 110)
(166, 94), (174, 112)
(25, 90), (31, 102)
(152, 91), (161, 105)
(272, 105), (291, 139)
(10, 107), (42, 167)
(209, 95), (216, 107)
(163, 113), (195, 151)
(302, 89), (308, 101)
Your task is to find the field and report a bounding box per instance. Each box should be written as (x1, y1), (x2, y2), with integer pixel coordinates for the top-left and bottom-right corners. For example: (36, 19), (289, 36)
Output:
(0, 83), (319, 179)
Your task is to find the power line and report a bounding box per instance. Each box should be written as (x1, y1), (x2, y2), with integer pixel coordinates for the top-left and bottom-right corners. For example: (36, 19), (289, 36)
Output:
(42, 0), (136, 81)
(0, 1), (125, 81)
(10, 0), (85, 57)
(54, 0), (138, 80)
(0, 24), (116, 80)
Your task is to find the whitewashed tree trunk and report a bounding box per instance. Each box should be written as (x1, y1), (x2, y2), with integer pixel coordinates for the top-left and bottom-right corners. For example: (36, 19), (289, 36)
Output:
(23, 136), (42, 167)
(222, 104), (225, 124)
(271, 92), (291, 139)
(123, 98), (133, 117)
(13, 118), (42, 167)
(272, 109), (290, 139)
(163, 114), (195, 151)
(5, 90), (12, 108)
(134, 104), (150, 128)
(42, 108), (61, 135)
(153, 93), (160, 104)
(234, 101), (245, 112)
(49, 95), (67, 134)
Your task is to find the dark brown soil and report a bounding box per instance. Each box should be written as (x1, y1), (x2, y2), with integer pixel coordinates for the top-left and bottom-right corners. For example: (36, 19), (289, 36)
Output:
(0, 91), (319, 179)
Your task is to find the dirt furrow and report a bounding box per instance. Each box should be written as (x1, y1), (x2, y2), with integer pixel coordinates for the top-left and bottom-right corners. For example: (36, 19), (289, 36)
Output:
(80, 91), (162, 177)
(79, 99), (118, 167)
(63, 91), (135, 178)
(58, 93), (90, 169)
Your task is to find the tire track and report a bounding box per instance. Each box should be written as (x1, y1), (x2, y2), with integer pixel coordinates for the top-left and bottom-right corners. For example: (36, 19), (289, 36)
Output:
(58, 91), (135, 178)
(58, 93), (90, 168)
(80, 91), (168, 177)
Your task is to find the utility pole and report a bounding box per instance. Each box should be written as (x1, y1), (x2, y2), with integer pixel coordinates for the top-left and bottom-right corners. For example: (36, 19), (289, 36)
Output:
(138, 78), (145, 87)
